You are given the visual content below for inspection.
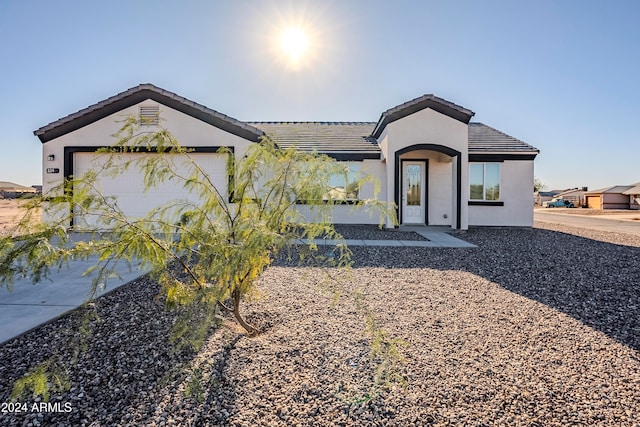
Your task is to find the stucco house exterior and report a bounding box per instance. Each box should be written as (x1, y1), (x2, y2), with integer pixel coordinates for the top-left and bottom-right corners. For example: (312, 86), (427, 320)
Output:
(584, 185), (638, 210)
(34, 84), (539, 229)
(623, 185), (640, 210)
(552, 187), (589, 207)
(534, 190), (560, 206)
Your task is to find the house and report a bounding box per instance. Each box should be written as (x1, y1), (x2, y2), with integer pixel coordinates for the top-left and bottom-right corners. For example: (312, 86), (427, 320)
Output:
(534, 190), (561, 206)
(623, 184), (640, 210)
(0, 181), (37, 199)
(584, 185), (638, 210)
(34, 84), (539, 229)
(553, 187), (589, 207)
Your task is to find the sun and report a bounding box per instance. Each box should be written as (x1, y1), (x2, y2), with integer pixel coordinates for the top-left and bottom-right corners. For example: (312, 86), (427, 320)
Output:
(279, 27), (309, 65)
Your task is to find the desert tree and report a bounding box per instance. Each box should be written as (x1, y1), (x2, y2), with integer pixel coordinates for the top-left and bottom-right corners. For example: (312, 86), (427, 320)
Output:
(1, 116), (404, 399)
(534, 177), (547, 192)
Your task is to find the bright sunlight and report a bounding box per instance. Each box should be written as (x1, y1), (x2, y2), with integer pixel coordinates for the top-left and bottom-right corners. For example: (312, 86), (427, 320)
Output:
(279, 27), (309, 66)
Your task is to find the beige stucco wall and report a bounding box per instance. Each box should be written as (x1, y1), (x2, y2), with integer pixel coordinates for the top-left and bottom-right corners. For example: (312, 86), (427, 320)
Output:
(585, 193), (631, 209)
(41, 101), (390, 226)
(378, 108), (469, 229)
(40, 98), (537, 229)
(468, 160), (535, 226)
(40, 100), (256, 224)
(41, 100), (254, 195)
(602, 193), (630, 209)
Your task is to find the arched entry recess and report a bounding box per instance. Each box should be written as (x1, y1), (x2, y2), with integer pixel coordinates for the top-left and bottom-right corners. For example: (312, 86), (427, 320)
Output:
(394, 144), (462, 229)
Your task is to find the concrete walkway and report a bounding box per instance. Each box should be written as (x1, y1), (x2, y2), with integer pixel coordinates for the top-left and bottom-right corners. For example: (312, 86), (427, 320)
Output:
(302, 227), (476, 248)
(0, 228), (473, 345)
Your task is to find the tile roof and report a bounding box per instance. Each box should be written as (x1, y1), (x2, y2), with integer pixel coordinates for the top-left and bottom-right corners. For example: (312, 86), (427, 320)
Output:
(251, 121), (538, 155)
(250, 122), (379, 154)
(585, 185), (636, 194)
(468, 123), (539, 153)
(33, 83), (537, 156)
(35, 84), (264, 143)
(623, 185), (640, 195)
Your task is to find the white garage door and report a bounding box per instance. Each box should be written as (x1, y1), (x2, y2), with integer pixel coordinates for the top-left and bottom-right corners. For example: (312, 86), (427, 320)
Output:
(73, 151), (228, 227)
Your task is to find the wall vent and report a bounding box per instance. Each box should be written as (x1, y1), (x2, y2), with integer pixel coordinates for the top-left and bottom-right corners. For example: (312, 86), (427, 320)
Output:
(139, 106), (160, 125)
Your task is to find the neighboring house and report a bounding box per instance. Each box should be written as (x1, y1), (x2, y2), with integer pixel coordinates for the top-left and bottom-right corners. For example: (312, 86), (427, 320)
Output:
(535, 190), (560, 206)
(0, 181), (37, 199)
(623, 184), (640, 210)
(584, 185), (637, 209)
(34, 84), (539, 229)
(553, 187), (589, 207)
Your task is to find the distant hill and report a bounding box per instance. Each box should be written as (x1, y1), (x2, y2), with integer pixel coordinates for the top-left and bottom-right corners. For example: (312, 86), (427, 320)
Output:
(0, 181), (34, 191)
(0, 181), (38, 198)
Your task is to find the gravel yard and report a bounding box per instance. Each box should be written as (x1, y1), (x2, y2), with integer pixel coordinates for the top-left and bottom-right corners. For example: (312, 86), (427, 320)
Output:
(333, 225), (427, 241)
(1, 223), (639, 426)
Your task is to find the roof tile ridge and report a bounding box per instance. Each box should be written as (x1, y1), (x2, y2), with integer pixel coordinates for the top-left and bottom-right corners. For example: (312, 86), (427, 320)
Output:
(383, 94), (473, 116)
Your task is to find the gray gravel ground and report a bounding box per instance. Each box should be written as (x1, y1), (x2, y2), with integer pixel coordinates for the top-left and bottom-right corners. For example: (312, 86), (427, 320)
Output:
(333, 225), (427, 241)
(1, 222), (639, 426)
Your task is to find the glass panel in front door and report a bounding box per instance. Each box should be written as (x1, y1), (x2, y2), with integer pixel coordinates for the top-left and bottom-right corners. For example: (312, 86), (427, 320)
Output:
(406, 165), (421, 206)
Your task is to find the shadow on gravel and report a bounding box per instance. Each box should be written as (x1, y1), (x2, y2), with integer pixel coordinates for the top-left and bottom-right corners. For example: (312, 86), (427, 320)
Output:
(347, 227), (640, 353)
(0, 276), (221, 426)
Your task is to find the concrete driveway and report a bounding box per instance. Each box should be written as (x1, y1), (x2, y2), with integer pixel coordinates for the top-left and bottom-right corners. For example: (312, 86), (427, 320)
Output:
(0, 255), (147, 345)
(534, 210), (640, 237)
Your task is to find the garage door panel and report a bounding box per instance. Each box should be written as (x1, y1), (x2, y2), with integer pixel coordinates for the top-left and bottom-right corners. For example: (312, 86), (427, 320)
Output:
(73, 152), (228, 225)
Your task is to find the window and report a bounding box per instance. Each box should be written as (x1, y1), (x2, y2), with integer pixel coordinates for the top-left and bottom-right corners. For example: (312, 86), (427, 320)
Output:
(470, 163), (500, 201)
(295, 162), (362, 204)
(327, 163), (361, 201)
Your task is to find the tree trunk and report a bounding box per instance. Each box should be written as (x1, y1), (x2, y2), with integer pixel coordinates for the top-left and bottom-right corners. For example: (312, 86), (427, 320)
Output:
(231, 288), (259, 336)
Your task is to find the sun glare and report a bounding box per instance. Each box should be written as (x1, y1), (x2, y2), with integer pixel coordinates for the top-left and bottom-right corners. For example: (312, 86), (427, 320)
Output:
(254, 4), (334, 72)
(279, 27), (309, 65)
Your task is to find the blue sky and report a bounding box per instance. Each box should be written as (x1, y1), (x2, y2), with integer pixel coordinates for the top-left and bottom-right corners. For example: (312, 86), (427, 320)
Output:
(1, 0), (638, 191)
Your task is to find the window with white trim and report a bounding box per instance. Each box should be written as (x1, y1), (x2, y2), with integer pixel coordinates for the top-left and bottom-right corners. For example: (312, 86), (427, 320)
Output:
(470, 163), (500, 201)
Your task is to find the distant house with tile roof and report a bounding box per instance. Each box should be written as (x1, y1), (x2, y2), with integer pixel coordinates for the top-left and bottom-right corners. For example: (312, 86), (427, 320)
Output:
(623, 185), (640, 210)
(552, 187), (590, 207)
(34, 84), (539, 229)
(585, 184), (640, 209)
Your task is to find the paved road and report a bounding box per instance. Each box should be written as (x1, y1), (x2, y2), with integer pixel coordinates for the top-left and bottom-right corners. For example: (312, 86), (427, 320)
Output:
(534, 210), (640, 237)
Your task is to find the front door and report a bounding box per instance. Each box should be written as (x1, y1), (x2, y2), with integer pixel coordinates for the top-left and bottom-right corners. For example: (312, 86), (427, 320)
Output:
(402, 161), (426, 224)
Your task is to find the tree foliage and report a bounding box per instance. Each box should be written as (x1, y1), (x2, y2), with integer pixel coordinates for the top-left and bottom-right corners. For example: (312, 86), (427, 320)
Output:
(1, 117), (394, 334)
(534, 177), (547, 192)
(0, 116), (400, 400)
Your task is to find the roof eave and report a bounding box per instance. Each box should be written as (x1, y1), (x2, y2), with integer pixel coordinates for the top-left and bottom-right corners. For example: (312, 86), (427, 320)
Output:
(35, 84), (265, 143)
(468, 150), (540, 155)
(371, 95), (475, 139)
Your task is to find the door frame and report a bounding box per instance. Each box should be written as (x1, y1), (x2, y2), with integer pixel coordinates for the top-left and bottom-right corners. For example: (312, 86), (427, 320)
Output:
(393, 144), (462, 229)
(400, 159), (429, 225)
